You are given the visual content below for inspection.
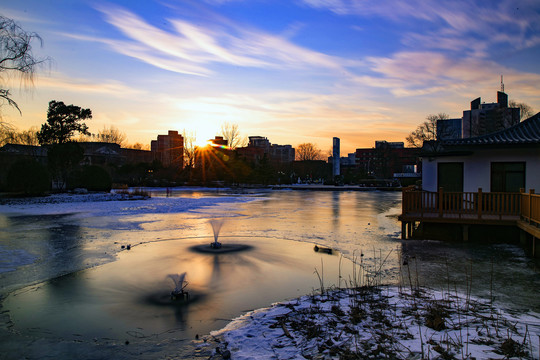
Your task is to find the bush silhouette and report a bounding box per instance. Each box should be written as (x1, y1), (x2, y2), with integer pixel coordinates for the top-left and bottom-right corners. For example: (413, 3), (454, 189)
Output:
(68, 165), (112, 191)
(6, 160), (51, 195)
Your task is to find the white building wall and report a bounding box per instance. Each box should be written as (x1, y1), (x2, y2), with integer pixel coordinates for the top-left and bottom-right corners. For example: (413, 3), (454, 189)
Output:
(422, 148), (540, 192)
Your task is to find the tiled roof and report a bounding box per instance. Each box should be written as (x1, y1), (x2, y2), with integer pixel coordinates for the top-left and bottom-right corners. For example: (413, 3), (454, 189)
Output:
(441, 112), (540, 146)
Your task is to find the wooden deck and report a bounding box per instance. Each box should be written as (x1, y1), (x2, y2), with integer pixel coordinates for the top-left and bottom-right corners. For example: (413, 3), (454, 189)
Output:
(399, 187), (539, 242)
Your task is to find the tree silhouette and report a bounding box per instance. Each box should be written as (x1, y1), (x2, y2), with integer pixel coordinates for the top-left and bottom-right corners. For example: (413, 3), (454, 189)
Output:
(509, 100), (534, 121)
(37, 100), (92, 145)
(220, 122), (247, 149)
(0, 15), (48, 123)
(182, 129), (196, 168)
(95, 125), (126, 145)
(0, 126), (39, 146)
(296, 143), (323, 161)
(406, 113), (448, 147)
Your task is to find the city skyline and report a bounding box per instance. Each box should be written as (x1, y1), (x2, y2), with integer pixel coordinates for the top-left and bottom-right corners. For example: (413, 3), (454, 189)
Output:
(2, 0), (540, 154)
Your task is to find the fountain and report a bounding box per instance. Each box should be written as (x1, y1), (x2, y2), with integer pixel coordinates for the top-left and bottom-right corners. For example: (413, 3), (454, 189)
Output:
(209, 219), (224, 249)
(190, 218), (252, 254)
(168, 272), (189, 300)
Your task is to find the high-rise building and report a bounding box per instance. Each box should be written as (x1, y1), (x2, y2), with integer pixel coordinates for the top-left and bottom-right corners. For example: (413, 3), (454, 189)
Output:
(151, 130), (184, 168)
(332, 137), (340, 177)
(356, 141), (420, 179)
(238, 136), (295, 164)
(462, 91), (520, 138)
(436, 118), (462, 140)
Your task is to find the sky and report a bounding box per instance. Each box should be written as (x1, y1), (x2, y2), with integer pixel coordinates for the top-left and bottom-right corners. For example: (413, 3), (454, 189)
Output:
(1, 0), (540, 154)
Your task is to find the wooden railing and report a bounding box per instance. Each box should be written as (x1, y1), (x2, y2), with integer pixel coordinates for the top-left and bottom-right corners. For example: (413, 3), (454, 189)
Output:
(401, 186), (522, 220)
(521, 189), (540, 226)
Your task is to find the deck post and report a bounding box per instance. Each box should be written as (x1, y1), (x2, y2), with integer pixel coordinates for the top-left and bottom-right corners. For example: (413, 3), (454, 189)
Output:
(407, 222), (413, 239)
(401, 222), (407, 240)
(530, 189), (535, 224)
(463, 225), (469, 242)
(438, 187), (443, 218)
(477, 188), (482, 219)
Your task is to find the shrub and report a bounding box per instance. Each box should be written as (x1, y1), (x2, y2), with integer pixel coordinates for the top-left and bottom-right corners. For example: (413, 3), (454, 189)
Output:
(6, 160), (50, 195)
(68, 165), (112, 191)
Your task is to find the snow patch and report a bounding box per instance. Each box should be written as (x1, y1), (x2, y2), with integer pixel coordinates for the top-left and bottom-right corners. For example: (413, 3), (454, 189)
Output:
(211, 286), (540, 360)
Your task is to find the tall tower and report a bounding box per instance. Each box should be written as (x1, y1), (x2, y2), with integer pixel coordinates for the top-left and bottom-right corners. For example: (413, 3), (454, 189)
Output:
(332, 137), (340, 177)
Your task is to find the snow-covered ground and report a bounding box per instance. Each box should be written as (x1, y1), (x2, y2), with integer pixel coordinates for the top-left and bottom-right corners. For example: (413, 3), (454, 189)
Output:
(0, 189), (254, 220)
(208, 286), (540, 360)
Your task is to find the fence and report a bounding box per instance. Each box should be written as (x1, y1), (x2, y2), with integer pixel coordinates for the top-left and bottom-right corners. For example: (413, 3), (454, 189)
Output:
(401, 186), (522, 220)
(521, 189), (540, 226)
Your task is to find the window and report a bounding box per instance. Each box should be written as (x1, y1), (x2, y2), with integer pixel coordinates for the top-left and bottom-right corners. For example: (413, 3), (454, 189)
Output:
(491, 162), (525, 192)
(438, 162), (463, 192)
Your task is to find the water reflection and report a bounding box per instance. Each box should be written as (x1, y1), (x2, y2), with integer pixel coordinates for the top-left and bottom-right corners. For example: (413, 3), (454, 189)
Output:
(4, 237), (353, 342)
(0, 213), (93, 293)
(400, 239), (540, 312)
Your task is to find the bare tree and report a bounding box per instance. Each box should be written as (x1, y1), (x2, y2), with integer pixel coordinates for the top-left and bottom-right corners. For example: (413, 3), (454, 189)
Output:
(0, 15), (48, 122)
(96, 125), (126, 145)
(182, 129), (196, 168)
(406, 113), (449, 147)
(509, 100), (534, 121)
(0, 125), (39, 146)
(0, 123), (15, 146)
(296, 142), (323, 161)
(219, 122), (247, 149)
(16, 126), (39, 145)
(125, 142), (150, 150)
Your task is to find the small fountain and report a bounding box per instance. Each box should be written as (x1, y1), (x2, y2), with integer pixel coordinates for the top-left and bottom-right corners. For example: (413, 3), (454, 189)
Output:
(190, 218), (252, 254)
(168, 272), (189, 300)
(209, 219), (224, 249)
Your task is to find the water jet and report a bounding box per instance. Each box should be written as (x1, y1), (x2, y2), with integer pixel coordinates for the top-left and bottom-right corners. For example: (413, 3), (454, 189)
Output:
(169, 272), (189, 301)
(190, 218), (253, 254)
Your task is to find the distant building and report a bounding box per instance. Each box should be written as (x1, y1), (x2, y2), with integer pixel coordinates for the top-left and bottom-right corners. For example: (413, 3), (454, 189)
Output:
(248, 136), (271, 151)
(462, 91), (520, 138)
(436, 118), (462, 140)
(0, 142), (154, 188)
(433, 91), (521, 141)
(237, 136), (295, 164)
(329, 153), (356, 167)
(355, 141), (420, 179)
(270, 144), (295, 163)
(151, 130), (184, 168)
(375, 141), (404, 149)
(210, 136), (228, 147)
(332, 137), (340, 177)
(79, 142), (124, 166)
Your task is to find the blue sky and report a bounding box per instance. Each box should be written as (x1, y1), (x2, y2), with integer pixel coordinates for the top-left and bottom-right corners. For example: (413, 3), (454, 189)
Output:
(2, 0), (540, 153)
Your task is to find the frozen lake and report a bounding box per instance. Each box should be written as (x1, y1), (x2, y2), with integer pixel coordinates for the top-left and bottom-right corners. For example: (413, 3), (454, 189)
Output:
(1, 188), (539, 359)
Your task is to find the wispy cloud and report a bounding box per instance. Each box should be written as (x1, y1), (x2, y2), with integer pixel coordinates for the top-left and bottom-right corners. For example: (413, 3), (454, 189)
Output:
(37, 73), (146, 97)
(90, 4), (355, 76)
(355, 51), (540, 99)
(301, 0), (540, 53)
